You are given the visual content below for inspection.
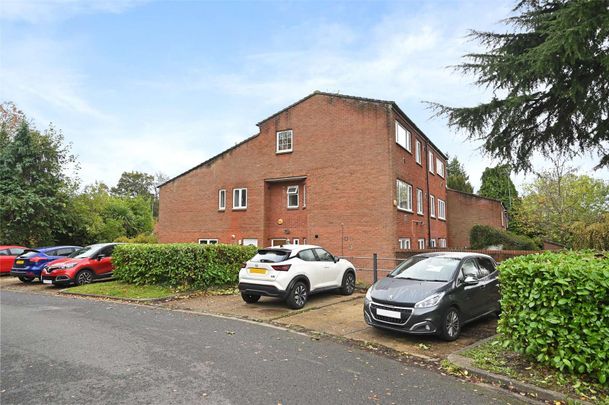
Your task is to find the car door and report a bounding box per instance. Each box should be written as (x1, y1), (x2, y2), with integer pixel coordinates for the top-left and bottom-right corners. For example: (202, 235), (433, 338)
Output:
(0, 249), (11, 273)
(476, 257), (500, 313)
(313, 248), (340, 288)
(456, 259), (486, 319)
(93, 245), (115, 276)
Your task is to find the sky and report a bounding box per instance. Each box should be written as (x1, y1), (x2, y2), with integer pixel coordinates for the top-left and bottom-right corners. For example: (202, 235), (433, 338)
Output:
(1, 0), (607, 192)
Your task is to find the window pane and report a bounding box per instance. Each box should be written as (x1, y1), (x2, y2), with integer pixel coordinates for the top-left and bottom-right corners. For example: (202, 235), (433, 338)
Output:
(314, 248), (334, 262)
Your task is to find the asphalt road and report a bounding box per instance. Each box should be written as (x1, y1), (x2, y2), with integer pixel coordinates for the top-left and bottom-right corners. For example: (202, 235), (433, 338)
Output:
(1, 291), (525, 405)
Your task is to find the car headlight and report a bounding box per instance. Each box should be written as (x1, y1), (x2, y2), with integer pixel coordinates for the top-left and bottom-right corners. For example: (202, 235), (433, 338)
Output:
(59, 262), (78, 269)
(414, 292), (445, 308)
(365, 287), (372, 300)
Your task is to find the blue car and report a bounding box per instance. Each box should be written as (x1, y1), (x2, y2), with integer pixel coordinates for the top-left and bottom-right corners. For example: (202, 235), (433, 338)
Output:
(10, 246), (82, 283)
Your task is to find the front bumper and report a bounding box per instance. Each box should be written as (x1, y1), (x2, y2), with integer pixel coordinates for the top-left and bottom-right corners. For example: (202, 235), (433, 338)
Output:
(363, 298), (443, 335)
(40, 273), (73, 285)
(10, 269), (40, 278)
(238, 282), (288, 299)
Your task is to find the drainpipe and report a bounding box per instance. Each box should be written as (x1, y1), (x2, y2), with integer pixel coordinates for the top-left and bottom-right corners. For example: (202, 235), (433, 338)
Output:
(425, 142), (432, 248)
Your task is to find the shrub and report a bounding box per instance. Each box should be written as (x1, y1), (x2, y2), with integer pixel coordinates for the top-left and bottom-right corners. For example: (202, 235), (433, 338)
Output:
(470, 224), (539, 250)
(114, 233), (158, 244)
(498, 251), (609, 384)
(112, 243), (257, 289)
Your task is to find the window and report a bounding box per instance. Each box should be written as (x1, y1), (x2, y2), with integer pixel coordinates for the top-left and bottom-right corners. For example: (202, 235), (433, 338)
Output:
(233, 188), (247, 209)
(198, 239), (218, 244)
(430, 195), (436, 217)
(438, 199), (446, 220)
(416, 189), (424, 215)
(477, 258), (496, 276)
(298, 249), (317, 262)
(396, 179), (413, 212)
(428, 151), (434, 173)
(460, 259), (480, 280)
(395, 121), (411, 152)
(276, 130), (293, 153)
(218, 189), (226, 210)
(314, 248), (334, 262)
(417, 239), (425, 249)
(436, 159), (445, 178)
(430, 239), (437, 248)
(55, 248), (74, 256)
(415, 140), (422, 165)
(287, 185), (299, 208)
(399, 238), (411, 250)
(439, 238), (447, 248)
(291, 238), (300, 245)
(303, 185), (307, 208)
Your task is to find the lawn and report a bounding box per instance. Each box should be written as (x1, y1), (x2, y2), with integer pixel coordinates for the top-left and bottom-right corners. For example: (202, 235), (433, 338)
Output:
(461, 337), (608, 404)
(67, 280), (176, 300)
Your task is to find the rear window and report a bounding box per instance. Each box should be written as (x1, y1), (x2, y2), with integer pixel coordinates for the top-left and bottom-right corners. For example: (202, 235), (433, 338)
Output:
(19, 250), (42, 259)
(251, 249), (291, 263)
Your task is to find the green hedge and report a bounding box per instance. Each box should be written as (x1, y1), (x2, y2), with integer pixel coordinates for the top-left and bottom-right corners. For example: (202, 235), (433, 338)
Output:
(470, 224), (539, 250)
(498, 251), (609, 384)
(112, 243), (258, 289)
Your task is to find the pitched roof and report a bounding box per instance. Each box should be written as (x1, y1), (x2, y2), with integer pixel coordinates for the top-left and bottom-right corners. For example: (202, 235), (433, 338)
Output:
(446, 188), (507, 209)
(159, 91), (448, 188)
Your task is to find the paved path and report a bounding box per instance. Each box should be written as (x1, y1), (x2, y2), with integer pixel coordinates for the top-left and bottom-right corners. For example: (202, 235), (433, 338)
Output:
(1, 291), (525, 405)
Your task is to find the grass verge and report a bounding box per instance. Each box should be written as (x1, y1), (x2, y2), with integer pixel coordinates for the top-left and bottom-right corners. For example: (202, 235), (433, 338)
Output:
(460, 337), (608, 404)
(67, 280), (176, 300)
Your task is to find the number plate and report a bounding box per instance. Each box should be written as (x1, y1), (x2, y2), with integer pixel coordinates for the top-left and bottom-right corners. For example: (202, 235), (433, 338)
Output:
(249, 268), (267, 275)
(16, 260), (24, 264)
(42, 279), (53, 285)
(376, 308), (401, 319)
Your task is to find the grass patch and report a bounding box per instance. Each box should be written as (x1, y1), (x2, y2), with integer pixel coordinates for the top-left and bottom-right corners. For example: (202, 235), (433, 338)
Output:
(68, 280), (176, 300)
(461, 337), (609, 403)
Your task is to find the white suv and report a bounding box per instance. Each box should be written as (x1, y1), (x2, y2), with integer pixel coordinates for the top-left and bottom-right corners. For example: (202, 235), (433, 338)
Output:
(238, 245), (356, 309)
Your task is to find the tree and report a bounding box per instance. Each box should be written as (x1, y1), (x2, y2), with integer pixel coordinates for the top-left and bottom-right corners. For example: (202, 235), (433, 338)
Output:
(514, 166), (609, 247)
(0, 120), (78, 246)
(112, 171), (155, 199)
(446, 157), (474, 193)
(430, 0), (609, 171)
(478, 164), (518, 210)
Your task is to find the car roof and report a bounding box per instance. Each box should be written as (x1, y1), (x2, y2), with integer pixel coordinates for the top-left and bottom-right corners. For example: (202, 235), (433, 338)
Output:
(84, 243), (118, 249)
(34, 246), (81, 252)
(0, 245), (27, 249)
(413, 251), (494, 260)
(260, 244), (323, 254)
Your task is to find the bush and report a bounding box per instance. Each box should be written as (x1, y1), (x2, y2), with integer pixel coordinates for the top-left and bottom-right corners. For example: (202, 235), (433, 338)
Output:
(114, 233), (158, 244)
(470, 224), (539, 250)
(112, 243), (257, 289)
(498, 251), (609, 384)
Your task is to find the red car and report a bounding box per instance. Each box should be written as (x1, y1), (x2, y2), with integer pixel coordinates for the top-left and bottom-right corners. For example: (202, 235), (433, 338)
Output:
(0, 246), (27, 274)
(41, 243), (118, 286)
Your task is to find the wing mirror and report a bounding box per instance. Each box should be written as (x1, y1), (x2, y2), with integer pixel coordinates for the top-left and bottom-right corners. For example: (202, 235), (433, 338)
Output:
(463, 275), (478, 286)
(96, 254), (106, 261)
(333, 256), (340, 263)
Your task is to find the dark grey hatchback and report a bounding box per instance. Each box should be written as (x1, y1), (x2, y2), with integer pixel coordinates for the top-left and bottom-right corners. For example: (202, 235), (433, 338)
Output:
(363, 252), (500, 341)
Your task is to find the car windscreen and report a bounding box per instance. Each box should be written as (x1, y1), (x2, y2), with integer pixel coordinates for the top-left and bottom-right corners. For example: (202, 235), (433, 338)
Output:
(389, 256), (460, 282)
(251, 249), (291, 263)
(18, 250), (42, 258)
(69, 245), (99, 259)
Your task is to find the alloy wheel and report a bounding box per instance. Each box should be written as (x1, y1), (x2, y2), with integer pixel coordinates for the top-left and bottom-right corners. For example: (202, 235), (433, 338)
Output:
(446, 310), (460, 337)
(294, 285), (307, 307)
(78, 271), (93, 285)
(346, 274), (355, 293)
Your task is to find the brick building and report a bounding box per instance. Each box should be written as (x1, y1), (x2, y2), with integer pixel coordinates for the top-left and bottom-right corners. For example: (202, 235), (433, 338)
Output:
(158, 92), (450, 260)
(446, 188), (507, 248)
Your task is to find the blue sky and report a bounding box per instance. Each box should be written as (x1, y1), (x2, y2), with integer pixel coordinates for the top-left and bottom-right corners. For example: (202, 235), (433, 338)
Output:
(1, 0), (606, 191)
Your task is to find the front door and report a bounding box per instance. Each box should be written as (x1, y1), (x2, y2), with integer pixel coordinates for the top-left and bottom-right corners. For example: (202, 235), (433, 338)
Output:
(313, 248), (340, 288)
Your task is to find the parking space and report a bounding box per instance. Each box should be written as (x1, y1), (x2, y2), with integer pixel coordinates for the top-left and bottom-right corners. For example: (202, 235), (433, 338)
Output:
(0, 275), (59, 294)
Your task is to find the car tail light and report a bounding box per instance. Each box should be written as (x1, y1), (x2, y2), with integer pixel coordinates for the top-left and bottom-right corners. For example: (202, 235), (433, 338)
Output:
(29, 257), (45, 263)
(271, 264), (291, 271)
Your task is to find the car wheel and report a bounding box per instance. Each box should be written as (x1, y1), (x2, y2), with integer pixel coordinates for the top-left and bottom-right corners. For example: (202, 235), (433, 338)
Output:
(340, 271), (355, 295)
(75, 269), (94, 286)
(286, 281), (308, 309)
(18, 276), (34, 283)
(241, 293), (261, 304)
(439, 307), (461, 341)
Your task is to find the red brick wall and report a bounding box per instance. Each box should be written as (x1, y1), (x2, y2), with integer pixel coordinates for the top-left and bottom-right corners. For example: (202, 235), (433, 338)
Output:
(446, 189), (506, 248)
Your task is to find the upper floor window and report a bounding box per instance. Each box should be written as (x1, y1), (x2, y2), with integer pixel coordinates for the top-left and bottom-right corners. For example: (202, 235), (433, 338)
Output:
(276, 130), (293, 153)
(428, 151), (434, 173)
(395, 121), (411, 152)
(287, 185), (299, 208)
(436, 159), (445, 178)
(218, 189), (226, 211)
(416, 189), (424, 215)
(438, 199), (446, 220)
(399, 238), (411, 250)
(415, 140), (422, 165)
(430, 194), (436, 218)
(396, 179), (413, 212)
(233, 188), (247, 210)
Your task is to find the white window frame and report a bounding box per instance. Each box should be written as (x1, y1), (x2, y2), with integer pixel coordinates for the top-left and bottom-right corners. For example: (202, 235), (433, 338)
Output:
(292, 238), (300, 245)
(399, 238), (411, 250)
(416, 188), (424, 215)
(415, 140), (421, 165)
(233, 188), (247, 210)
(276, 130), (293, 154)
(436, 159), (445, 178)
(430, 238), (437, 248)
(438, 199), (446, 220)
(439, 238), (447, 248)
(428, 151), (434, 173)
(218, 189), (226, 211)
(198, 239), (218, 245)
(287, 185), (299, 209)
(395, 121), (411, 152)
(396, 179), (413, 212)
(430, 195), (436, 218)
(303, 185), (306, 208)
(417, 239), (425, 249)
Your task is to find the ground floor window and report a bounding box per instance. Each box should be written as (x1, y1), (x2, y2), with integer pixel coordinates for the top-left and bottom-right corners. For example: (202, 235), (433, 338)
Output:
(399, 238), (411, 250)
(430, 238), (437, 248)
(417, 239), (425, 249)
(198, 239), (218, 245)
(439, 238), (447, 248)
(291, 238), (300, 245)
